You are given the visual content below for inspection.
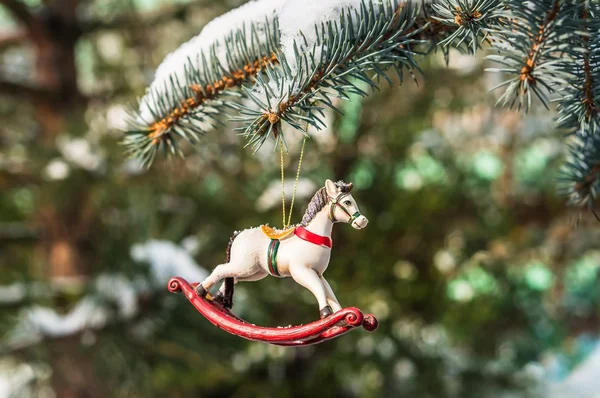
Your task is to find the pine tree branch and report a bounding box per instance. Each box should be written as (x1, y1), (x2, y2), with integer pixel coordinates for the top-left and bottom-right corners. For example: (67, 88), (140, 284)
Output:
(123, 0), (600, 217)
(554, 1), (600, 213)
(235, 0), (505, 151)
(148, 54), (279, 145)
(486, 0), (576, 112)
(123, 53), (281, 167)
(560, 131), (600, 212)
(519, 1), (561, 83)
(123, 10), (282, 167)
(430, 0), (505, 54)
(581, 11), (597, 123)
(556, 1), (600, 135)
(126, 0), (506, 161)
(233, 1), (425, 150)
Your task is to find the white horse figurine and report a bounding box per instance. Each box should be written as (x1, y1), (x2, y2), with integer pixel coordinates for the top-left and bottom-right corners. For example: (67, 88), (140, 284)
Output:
(196, 179), (369, 318)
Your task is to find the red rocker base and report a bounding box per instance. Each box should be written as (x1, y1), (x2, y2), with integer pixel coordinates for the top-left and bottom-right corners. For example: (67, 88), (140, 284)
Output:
(168, 277), (378, 346)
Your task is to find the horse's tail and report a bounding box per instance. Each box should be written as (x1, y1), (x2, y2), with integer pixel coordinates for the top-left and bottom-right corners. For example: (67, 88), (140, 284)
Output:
(225, 230), (241, 263)
(222, 230), (241, 309)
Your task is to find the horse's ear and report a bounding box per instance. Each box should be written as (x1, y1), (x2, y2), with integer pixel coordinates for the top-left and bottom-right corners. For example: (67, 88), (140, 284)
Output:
(325, 179), (338, 197)
(348, 182), (353, 191)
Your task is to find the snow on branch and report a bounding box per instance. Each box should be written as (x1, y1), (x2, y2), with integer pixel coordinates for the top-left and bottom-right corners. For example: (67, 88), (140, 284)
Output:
(123, 0), (600, 215)
(234, 0), (504, 151)
(124, 0), (503, 161)
(1, 240), (207, 353)
(0, 361), (36, 398)
(549, 344), (600, 398)
(2, 276), (137, 352)
(0, 282), (51, 305)
(123, 0), (285, 167)
(130, 239), (208, 284)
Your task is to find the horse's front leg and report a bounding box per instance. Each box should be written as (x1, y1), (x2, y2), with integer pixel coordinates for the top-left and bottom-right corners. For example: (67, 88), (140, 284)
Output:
(289, 264), (333, 318)
(320, 276), (342, 312)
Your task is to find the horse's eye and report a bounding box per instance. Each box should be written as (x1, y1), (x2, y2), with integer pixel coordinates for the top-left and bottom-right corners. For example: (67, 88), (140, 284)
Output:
(344, 200), (351, 206)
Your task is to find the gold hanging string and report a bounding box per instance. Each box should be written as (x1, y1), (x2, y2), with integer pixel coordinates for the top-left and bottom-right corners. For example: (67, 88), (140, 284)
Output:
(286, 136), (307, 228)
(280, 140), (286, 228)
(279, 135), (308, 229)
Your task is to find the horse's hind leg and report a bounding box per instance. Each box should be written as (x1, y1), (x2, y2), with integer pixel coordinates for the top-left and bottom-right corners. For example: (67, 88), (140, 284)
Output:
(197, 262), (257, 297)
(214, 270), (268, 308)
(196, 263), (235, 297)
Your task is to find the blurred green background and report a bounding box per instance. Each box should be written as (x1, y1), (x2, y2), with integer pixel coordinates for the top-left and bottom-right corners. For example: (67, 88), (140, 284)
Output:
(1, 1), (600, 397)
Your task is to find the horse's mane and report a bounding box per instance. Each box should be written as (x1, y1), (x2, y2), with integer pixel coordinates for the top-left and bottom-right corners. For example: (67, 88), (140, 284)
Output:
(300, 181), (353, 226)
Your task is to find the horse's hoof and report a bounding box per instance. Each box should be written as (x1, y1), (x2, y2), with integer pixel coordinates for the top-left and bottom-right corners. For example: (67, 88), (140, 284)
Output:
(195, 284), (208, 298)
(222, 296), (233, 309)
(213, 293), (233, 309)
(213, 293), (224, 304)
(319, 306), (333, 319)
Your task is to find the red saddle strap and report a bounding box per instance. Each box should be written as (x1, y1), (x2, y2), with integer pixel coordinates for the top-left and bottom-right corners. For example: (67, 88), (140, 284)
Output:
(294, 226), (332, 248)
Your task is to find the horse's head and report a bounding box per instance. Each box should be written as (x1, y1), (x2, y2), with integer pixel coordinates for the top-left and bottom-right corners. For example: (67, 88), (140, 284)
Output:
(325, 179), (369, 230)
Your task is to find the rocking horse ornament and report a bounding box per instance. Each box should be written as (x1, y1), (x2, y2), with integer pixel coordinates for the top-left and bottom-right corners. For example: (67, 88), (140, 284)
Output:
(168, 179), (379, 346)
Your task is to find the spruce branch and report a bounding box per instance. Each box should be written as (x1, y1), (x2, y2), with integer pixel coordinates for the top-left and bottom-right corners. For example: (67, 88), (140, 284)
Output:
(123, 0), (600, 217)
(233, 0), (507, 152)
(560, 129), (600, 213)
(124, 0), (510, 162)
(125, 0), (507, 159)
(486, 0), (577, 112)
(431, 0), (507, 54)
(552, 0), (600, 214)
(122, 17), (281, 167)
(555, 0), (600, 136)
(233, 1), (428, 151)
